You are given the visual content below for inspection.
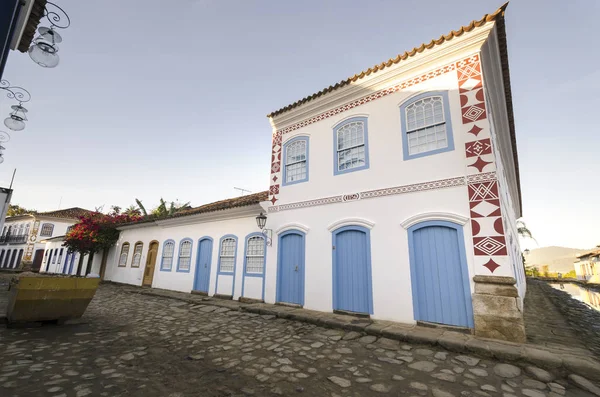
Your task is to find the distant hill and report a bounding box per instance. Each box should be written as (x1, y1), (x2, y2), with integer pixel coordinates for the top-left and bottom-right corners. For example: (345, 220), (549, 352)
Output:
(525, 246), (588, 273)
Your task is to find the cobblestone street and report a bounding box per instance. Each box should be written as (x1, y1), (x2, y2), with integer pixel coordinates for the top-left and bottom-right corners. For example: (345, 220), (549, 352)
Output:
(0, 275), (597, 397)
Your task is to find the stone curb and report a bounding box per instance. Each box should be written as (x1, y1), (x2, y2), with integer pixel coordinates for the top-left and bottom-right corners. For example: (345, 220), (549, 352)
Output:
(114, 283), (600, 382)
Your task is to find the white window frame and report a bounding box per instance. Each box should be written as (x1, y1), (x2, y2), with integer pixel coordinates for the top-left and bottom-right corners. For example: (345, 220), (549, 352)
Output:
(218, 237), (237, 273)
(131, 242), (143, 268)
(118, 243), (130, 267)
(244, 235), (265, 275)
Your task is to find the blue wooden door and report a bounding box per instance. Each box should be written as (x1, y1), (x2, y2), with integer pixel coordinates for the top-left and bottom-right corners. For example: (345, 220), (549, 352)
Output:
(408, 221), (474, 328)
(194, 238), (213, 292)
(333, 226), (373, 314)
(277, 231), (305, 305)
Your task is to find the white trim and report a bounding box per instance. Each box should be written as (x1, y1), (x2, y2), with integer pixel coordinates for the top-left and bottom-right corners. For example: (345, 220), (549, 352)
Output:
(276, 223), (310, 235)
(282, 132), (311, 145)
(327, 218), (375, 232)
(400, 212), (469, 229)
(330, 113), (370, 129)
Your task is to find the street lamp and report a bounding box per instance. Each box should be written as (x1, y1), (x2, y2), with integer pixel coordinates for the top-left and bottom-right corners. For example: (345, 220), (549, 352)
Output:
(0, 80), (31, 131)
(28, 2), (71, 68)
(255, 213), (272, 246)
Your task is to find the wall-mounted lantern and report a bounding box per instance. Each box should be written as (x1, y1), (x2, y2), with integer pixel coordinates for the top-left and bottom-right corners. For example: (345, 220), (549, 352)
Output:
(256, 212), (272, 246)
(28, 2), (70, 68)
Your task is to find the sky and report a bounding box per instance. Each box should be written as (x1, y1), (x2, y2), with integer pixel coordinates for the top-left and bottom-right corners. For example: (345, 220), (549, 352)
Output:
(0, 0), (598, 250)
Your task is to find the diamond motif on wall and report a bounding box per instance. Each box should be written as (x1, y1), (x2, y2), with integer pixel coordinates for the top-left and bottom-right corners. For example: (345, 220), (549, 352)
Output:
(465, 138), (492, 158)
(271, 162), (280, 173)
(470, 200), (499, 218)
(468, 156), (492, 172)
(270, 196), (278, 205)
(468, 125), (483, 136)
(473, 236), (507, 256)
(483, 259), (500, 273)
(462, 104), (486, 123)
(459, 78), (482, 91)
(269, 184), (279, 195)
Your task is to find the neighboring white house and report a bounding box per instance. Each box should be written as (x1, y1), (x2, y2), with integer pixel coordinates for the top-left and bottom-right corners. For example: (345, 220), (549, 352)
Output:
(39, 235), (91, 276)
(104, 4), (526, 342)
(574, 248), (600, 283)
(0, 207), (92, 270)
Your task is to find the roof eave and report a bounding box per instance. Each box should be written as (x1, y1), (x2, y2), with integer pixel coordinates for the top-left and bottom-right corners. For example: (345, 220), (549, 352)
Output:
(266, 3), (509, 119)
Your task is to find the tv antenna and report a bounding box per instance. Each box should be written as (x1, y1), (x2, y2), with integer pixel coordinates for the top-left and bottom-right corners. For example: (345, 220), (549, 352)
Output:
(234, 187), (251, 196)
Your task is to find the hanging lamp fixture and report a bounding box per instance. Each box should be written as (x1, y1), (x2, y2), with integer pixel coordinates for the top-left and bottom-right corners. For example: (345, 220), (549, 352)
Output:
(28, 2), (71, 68)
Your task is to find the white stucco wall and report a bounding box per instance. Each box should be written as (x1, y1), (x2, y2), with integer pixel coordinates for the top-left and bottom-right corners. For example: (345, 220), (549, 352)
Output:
(265, 187), (472, 323)
(104, 213), (266, 300)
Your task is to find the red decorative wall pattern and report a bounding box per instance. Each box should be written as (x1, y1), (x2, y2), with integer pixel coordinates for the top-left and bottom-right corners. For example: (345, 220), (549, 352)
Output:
(456, 54), (506, 274)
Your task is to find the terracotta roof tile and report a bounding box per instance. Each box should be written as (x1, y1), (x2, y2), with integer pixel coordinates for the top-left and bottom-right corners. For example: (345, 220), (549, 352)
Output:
(37, 207), (94, 220)
(267, 3), (508, 118)
(121, 191), (269, 227)
(172, 191), (268, 218)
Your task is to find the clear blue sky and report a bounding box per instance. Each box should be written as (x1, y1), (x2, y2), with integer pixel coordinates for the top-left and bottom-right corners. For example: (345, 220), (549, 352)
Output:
(0, 0), (598, 249)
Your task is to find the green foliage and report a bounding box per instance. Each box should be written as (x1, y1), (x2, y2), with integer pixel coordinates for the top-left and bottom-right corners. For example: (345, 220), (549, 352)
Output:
(525, 264), (539, 277)
(563, 270), (577, 279)
(135, 199), (148, 216)
(517, 220), (537, 243)
(7, 204), (37, 217)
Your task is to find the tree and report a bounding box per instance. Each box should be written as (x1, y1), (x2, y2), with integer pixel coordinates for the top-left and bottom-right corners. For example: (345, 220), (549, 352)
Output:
(7, 204), (36, 217)
(63, 208), (141, 275)
(516, 220), (534, 240)
(135, 198), (189, 218)
(123, 205), (141, 216)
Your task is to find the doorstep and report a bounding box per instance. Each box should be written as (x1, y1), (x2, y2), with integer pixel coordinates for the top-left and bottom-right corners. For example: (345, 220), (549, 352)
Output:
(116, 284), (600, 382)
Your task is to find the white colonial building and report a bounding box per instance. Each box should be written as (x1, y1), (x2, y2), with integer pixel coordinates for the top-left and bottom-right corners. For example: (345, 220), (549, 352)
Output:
(0, 207), (92, 271)
(104, 4), (526, 342)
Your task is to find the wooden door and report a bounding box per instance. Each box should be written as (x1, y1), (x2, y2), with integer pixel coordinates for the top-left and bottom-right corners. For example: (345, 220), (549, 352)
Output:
(32, 249), (44, 271)
(99, 249), (109, 280)
(276, 231), (305, 306)
(143, 241), (159, 287)
(332, 226), (373, 315)
(408, 221), (473, 328)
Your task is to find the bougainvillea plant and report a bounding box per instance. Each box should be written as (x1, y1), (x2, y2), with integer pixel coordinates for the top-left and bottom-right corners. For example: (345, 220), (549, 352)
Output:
(63, 208), (142, 257)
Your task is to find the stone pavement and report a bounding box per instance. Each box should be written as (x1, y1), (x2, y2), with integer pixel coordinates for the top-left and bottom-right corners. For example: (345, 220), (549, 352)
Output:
(523, 281), (591, 356)
(0, 275), (598, 396)
(526, 280), (600, 358)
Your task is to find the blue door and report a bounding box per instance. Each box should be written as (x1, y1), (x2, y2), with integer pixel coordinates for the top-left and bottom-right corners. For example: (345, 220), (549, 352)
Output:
(332, 226), (373, 314)
(277, 231), (305, 305)
(408, 221), (474, 328)
(193, 238), (213, 293)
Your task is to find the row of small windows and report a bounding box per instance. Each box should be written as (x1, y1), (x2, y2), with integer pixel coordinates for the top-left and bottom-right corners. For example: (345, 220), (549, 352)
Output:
(2, 223), (31, 236)
(118, 242), (144, 268)
(118, 235), (266, 275)
(282, 91), (453, 185)
(1, 223), (54, 237)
